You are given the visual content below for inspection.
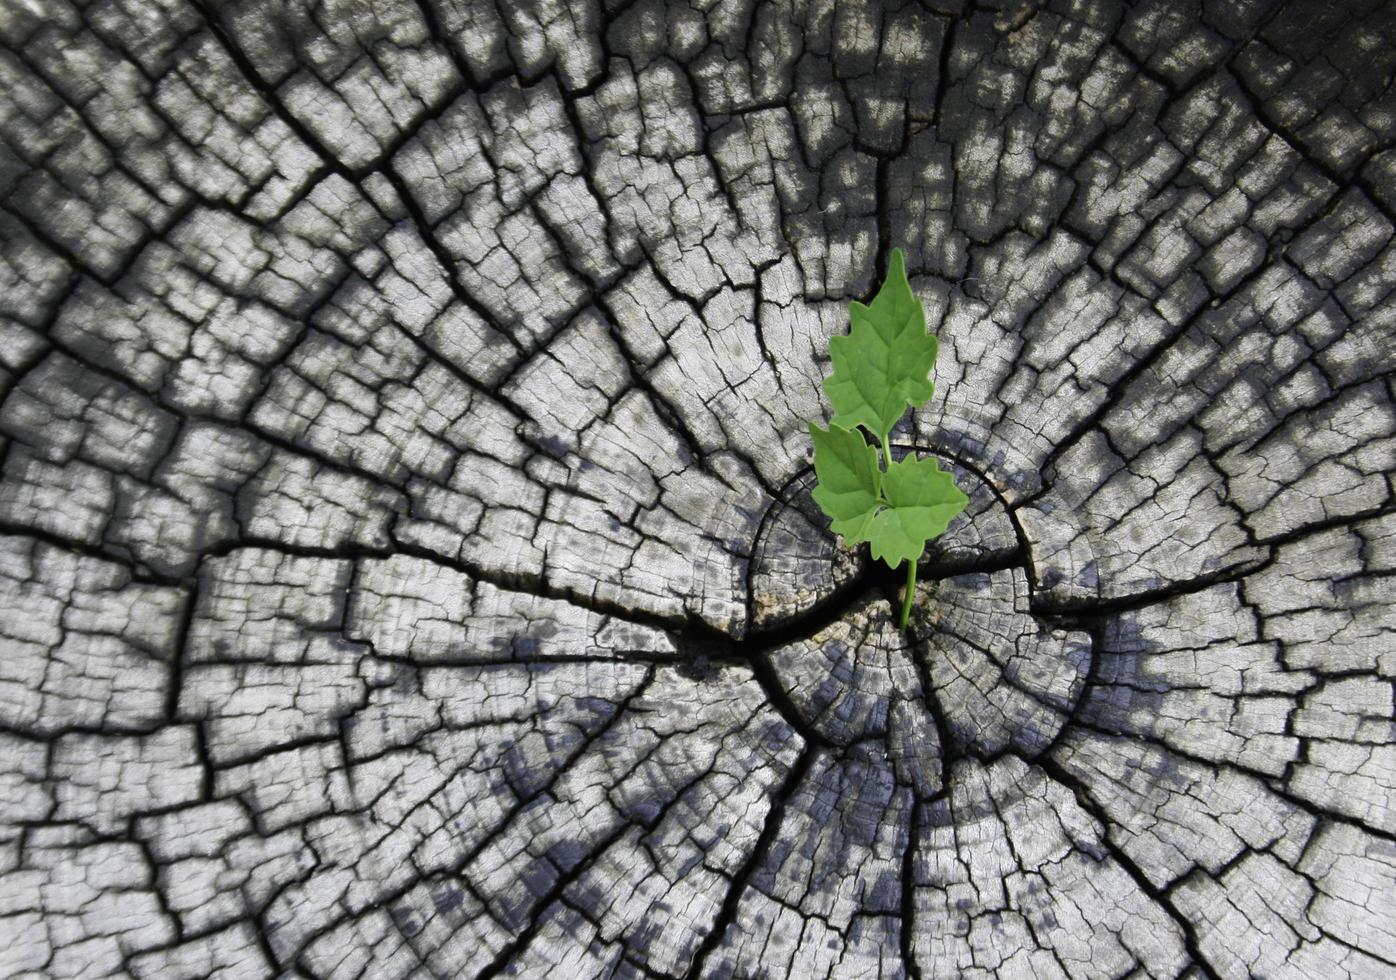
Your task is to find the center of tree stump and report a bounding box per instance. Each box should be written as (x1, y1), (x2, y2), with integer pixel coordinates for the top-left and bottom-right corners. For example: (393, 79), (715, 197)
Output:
(749, 451), (1092, 792)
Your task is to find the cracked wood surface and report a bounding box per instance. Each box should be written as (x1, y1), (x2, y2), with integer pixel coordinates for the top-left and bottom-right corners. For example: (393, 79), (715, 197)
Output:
(1, 0), (1395, 977)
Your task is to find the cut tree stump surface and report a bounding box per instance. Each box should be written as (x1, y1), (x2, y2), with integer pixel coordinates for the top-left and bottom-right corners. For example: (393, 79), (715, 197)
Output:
(1, 1), (1394, 977)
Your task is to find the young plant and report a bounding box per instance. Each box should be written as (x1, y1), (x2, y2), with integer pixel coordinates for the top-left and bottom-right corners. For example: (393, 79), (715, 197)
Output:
(807, 248), (968, 628)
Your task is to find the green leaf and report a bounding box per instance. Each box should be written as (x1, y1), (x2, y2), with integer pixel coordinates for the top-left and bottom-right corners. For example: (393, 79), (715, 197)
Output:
(808, 421), (881, 544)
(865, 453), (968, 568)
(806, 244), (965, 627)
(822, 248), (938, 443)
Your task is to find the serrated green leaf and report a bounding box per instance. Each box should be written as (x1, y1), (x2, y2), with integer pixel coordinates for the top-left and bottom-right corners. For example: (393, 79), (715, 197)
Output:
(865, 453), (969, 567)
(808, 421), (881, 544)
(822, 248), (938, 442)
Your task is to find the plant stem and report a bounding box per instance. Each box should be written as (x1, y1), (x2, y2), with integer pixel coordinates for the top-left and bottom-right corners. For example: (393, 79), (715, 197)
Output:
(884, 434), (917, 628)
(900, 557), (917, 628)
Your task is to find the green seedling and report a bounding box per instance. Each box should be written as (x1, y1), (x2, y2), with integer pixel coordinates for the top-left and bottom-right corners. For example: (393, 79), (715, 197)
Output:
(808, 248), (968, 628)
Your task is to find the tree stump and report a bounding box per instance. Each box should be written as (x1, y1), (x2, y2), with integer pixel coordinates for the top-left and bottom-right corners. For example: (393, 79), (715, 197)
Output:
(1, 1), (1394, 977)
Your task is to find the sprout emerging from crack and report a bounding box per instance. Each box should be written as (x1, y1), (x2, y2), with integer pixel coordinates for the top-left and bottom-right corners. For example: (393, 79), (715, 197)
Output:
(808, 247), (968, 628)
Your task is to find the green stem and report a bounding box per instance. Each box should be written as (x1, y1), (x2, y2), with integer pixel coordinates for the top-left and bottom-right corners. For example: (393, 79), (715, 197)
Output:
(880, 433), (893, 472)
(900, 557), (917, 628)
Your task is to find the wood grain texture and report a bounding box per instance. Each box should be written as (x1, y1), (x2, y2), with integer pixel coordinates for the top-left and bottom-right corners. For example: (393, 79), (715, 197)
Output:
(1, 0), (1394, 977)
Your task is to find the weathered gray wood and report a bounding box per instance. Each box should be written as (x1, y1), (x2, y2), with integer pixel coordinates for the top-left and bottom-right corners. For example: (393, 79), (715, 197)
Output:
(2, 0), (1395, 978)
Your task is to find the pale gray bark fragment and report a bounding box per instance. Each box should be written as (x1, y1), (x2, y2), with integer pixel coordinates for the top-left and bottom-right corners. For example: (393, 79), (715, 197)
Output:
(914, 569), (1089, 758)
(913, 757), (1189, 979)
(698, 746), (911, 980)
(749, 471), (863, 630)
(0, 536), (184, 733)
